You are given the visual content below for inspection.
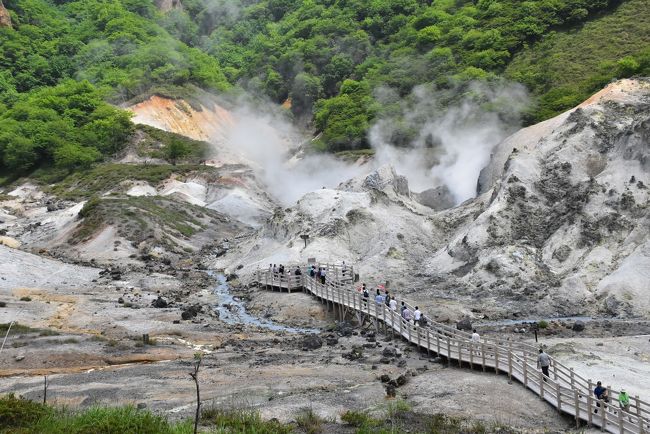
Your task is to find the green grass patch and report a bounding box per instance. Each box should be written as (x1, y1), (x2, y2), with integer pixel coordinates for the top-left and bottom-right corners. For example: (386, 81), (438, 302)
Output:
(538, 320), (549, 329)
(0, 323), (58, 336)
(201, 406), (293, 434)
(0, 395), (193, 434)
(71, 196), (212, 248)
(46, 163), (212, 201)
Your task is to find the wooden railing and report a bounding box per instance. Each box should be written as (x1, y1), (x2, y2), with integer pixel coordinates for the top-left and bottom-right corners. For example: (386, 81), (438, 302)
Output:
(255, 264), (650, 434)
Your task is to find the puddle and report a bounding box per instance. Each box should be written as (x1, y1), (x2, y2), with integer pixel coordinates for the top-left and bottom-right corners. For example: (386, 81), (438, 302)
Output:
(210, 272), (319, 334)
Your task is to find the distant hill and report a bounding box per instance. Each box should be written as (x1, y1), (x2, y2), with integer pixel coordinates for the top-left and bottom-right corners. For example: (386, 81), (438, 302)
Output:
(1, 0), (649, 180)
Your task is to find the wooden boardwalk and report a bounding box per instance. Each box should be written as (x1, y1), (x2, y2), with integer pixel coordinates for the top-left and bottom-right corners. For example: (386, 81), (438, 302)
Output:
(257, 264), (650, 434)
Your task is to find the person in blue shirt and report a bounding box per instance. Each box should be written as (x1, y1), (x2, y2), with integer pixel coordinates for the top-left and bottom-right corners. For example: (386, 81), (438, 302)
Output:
(594, 381), (609, 413)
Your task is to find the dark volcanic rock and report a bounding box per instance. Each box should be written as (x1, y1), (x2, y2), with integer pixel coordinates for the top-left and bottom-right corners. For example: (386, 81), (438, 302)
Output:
(456, 316), (472, 331)
(151, 297), (168, 308)
(572, 321), (586, 332)
(301, 335), (323, 351)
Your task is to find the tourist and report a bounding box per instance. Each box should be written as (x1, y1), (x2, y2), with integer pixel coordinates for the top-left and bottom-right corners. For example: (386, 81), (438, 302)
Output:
(400, 301), (406, 315)
(471, 329), (480, 343)
(272, 264), (278, 273)
(375, 289), (384, 305)
(362, 285), (369, 306)
(310, 265), (316, 277)
(294, 266), (302, 276)
(594, 381), (609, 413)
(402, 305), (412, 323)
(384, 291), (391, 307)
(537, 348), (550, 380)
(320, 267), (326, 284)
(413, 306), (422, 326)
(342, 261), (347, 276)
(389, 297), (397, 311)
(619, 389), (630, 412)
(279, 264), (285, 275)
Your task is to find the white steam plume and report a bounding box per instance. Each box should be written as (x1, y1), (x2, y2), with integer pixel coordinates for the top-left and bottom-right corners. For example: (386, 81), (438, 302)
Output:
(371, 81), (529, 204)
(223, 104), (364, 205)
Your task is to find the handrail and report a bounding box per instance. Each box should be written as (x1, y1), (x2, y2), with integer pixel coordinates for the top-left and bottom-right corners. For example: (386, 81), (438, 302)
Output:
(254, 266), (650, 434)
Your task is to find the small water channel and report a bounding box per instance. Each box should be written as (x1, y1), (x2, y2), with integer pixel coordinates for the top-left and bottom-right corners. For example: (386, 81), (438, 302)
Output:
(475, 316), (594, 327)
(210, 272), (319, 334)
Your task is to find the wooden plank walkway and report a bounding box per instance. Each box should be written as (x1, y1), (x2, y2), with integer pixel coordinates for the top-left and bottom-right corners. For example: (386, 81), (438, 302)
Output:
(256, 264), (650, 434)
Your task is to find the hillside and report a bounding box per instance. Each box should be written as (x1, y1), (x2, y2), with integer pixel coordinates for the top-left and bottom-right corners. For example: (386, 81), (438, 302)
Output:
(1, 0), (650, 182)
(506, 0), (650, 121)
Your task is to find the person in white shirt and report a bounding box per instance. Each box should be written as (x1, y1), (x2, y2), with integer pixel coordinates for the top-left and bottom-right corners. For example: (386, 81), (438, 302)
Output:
(471, 329), (480, 343)
(413, 306), (421, 326)
(389, 298), (397, 311)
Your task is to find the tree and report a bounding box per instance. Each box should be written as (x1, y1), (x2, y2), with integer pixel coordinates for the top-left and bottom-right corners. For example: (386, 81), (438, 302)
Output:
(164, 136), (192, 165)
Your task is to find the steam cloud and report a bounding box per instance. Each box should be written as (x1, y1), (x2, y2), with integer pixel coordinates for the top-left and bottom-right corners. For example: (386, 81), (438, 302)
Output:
(370, 81), (529, 204)
(217, 81), (528, 208)
(222, 103), (364, 206)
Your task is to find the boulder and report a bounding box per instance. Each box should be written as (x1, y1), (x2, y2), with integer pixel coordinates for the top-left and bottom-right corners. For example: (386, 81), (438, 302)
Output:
(151, 297), (168, 308)
(572, 321), (586, 332)
(301, 335), (323, 351)
(456, 316), (472, 331)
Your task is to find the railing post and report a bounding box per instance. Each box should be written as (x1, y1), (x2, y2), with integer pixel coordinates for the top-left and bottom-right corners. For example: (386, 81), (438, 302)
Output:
(556, 382), (562, 414)
(446, 336), (451, 366)
(539, 370), (544, 399)
(618, 407), (623, 434)
(574, 389), (580, 428)
(588, 393), (593, 427)
(458, 341), (462, 367)
(426, 329), (431, 357)
(523, 352), (528, 387)
(481, 343), (486, 372)
(570, 367), (575, 389)
(602, 398), (607, 431)
(469, 341), (474, 369)
(436, 334), (441, 355)
(508, 350), (512, 380)
(408, 320), (412, 344)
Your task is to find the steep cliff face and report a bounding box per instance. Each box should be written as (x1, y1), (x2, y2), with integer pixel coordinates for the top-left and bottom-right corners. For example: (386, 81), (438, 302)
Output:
(0, 1), (12, 28)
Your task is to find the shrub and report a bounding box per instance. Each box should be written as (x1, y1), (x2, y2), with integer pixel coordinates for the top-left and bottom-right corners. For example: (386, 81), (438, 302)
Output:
(537, 320), (549, 329)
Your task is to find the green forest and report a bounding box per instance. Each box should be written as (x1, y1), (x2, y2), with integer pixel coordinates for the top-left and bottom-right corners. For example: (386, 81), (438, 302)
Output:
(1, 0), (649, 178)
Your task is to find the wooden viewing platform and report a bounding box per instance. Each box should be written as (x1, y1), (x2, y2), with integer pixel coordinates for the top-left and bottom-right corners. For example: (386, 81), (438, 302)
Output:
(255, 263), (650, 434)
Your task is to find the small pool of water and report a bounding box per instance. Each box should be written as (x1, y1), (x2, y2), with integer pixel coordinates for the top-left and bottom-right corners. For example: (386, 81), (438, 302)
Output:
(210, 272), (319, 334)
(476, 316), (594, 327)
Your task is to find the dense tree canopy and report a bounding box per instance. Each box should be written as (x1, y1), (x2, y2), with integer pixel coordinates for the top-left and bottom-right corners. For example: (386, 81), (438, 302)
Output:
(0, 0), (648, 178)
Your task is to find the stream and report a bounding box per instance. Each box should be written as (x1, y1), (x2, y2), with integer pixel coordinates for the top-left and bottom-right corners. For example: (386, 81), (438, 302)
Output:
(210, 272), (319, 334)
(475, 316), (594, 327)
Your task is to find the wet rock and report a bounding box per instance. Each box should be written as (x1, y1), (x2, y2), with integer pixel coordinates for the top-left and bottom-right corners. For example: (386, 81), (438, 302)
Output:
(397, 359), (407, 367)
(572, 321), (586, 332)
(326, 335), (338, 346)
(382, 347), (397, 358)
(301, 335), (323, 351)
(151, 297), (168, 308)
(117, 297), (124, 304)
(385, 384), (396, 398)
(181, 304), (202, 320)
(396, 375), (408, 386)
(456, 316), (472, 331)
(380, 357), (391, 364)
(137, 403), (147, 410)
(380, 374), (391, 383)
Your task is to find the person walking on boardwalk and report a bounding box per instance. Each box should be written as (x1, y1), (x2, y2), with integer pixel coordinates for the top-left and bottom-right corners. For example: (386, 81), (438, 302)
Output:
(619, 389), (630, 412)
(413, 306), (421, 326)
(594, 380), (609, 413)
(362, 285), (369, 306)
(384, 291), (391, 307)
(537, 348), (550, 380)
(294, 266), (302, 276)
(402, 305), (412, 323)
(375, 289), (384, 305)
(389, 297), (397, 311)
(320, 267), (326, 284)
